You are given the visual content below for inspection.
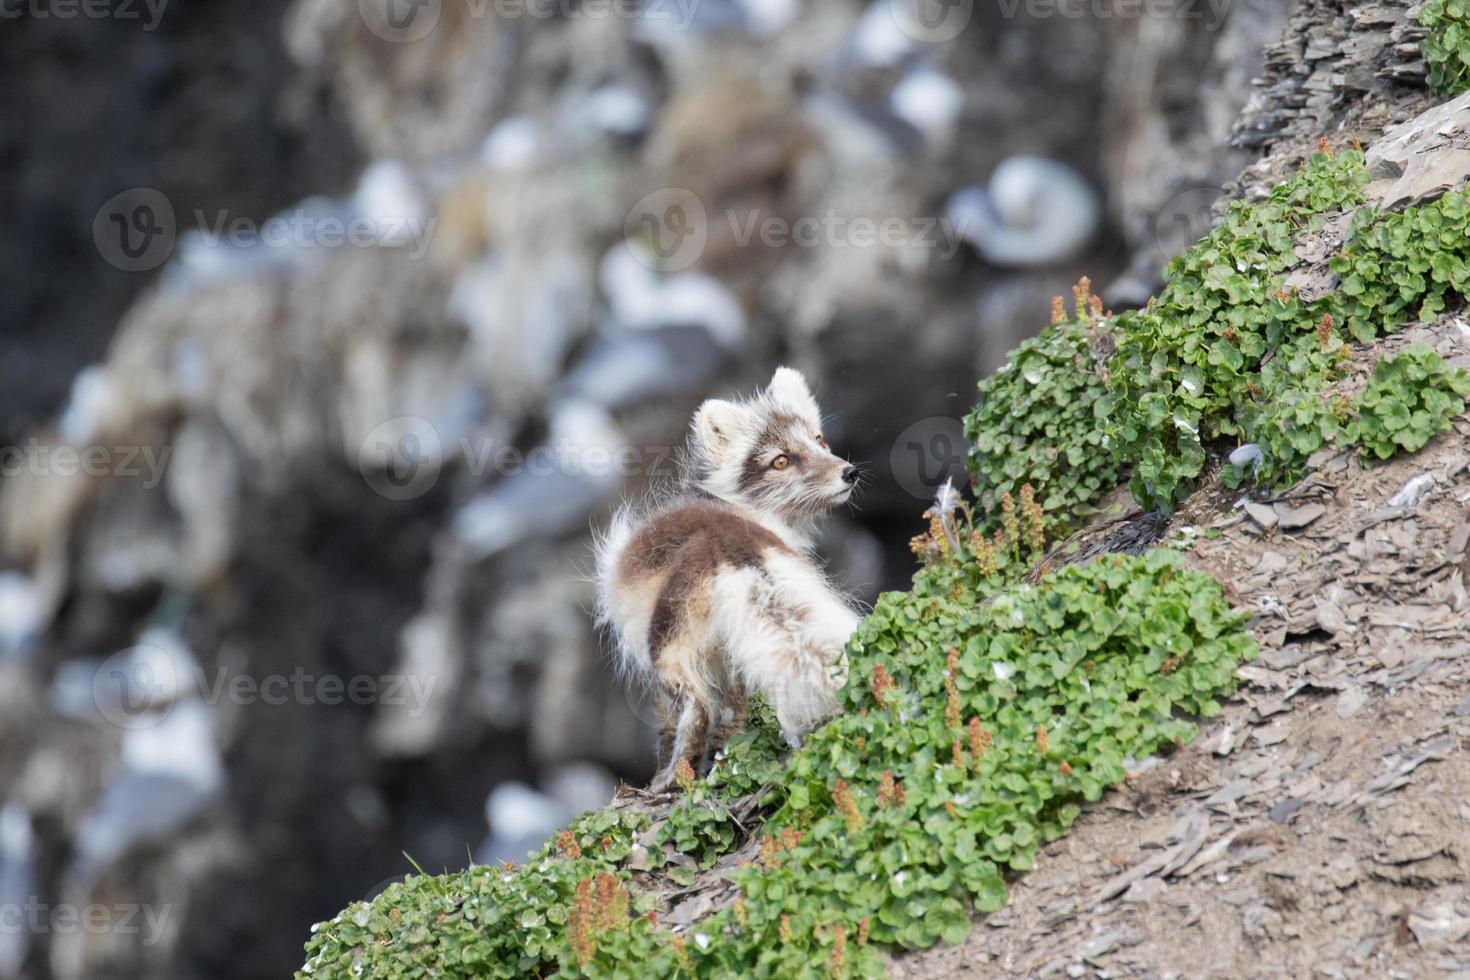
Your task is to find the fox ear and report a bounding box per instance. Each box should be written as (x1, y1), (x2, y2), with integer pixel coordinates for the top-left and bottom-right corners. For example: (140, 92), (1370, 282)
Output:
(691, 399), (748, 464)
(766, 366), (820, 421)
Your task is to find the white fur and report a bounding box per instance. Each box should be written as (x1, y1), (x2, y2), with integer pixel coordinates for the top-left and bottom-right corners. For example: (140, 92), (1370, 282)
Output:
(594, 505), (646, 676)
(711, 554), (858, 741)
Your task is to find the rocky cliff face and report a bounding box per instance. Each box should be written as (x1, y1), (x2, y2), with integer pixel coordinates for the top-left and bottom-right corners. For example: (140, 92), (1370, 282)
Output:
(0, 1), (1294, 977)
(0, 0), (361, 448)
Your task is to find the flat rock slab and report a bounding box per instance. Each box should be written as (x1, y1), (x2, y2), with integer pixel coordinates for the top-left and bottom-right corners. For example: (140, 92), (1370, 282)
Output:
(1366, 90), (1470, 209)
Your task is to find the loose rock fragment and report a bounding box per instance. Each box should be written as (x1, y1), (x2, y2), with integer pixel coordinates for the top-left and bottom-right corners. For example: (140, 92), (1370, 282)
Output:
(1388, 473), (1436, 508)
(1274, 502), (1326, 530)
(1244, 502), (1279, 529)
(1408, 906), (1470, 949)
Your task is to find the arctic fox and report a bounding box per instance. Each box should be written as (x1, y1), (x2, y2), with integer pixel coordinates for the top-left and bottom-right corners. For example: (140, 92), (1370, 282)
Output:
(597, 368), (863, 791)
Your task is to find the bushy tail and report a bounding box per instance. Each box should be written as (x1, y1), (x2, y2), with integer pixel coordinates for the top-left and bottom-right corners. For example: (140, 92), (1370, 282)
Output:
(593, 504), (649, 679)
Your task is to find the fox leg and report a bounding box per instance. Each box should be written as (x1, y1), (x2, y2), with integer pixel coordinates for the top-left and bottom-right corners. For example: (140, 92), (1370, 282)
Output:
(770, 677), (834, 748)
(651, 687), (678, 775)
(649, 694), (710, 793)
(702, 689), (749, 772)
(803, 592), (861, 692)
(712, 568), (846, 747)
(765, 566), (859, 741)
(740, 628), (841, 748)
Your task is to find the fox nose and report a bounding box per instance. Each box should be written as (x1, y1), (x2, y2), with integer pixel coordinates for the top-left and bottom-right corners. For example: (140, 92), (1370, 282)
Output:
(841, 465), (860, 485)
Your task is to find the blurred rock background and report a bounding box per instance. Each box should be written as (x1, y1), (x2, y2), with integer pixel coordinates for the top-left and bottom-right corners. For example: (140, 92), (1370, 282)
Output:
(0, 0), (1300, 976)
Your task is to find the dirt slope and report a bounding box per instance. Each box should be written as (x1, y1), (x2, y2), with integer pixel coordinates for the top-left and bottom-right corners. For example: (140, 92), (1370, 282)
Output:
(893, 307), (1470, 980)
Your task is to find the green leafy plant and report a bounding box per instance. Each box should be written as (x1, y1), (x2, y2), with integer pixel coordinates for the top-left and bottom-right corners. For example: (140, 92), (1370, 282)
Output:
(299, 809), (668, 979)
(656, 706), (788, 868)
(908, 480), (1050, 592)
(1108, 148), (1370, 510)
(1331, 190), (1470, 343)
(964, 279), (1120, 531)
(966, 155), (1470, 521)
(1421, 0), (1470, 98)
(299, 488), (1257, 979)
(1350, 345), (1470, 460)
(733, 542), (1255, 964)
(1219, 315), (1355, 489)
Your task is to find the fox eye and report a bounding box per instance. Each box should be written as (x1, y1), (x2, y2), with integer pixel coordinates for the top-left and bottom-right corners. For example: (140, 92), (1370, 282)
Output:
(815, 434), (828, 449)
(771, 454), (791, 470)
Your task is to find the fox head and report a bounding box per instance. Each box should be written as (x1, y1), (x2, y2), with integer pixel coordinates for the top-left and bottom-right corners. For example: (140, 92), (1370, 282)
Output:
(689, 367), (859, 524)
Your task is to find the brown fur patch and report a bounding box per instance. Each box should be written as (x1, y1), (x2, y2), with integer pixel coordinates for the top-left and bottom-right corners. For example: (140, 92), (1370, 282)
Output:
(648, 574), (709, 670)
(621, 501), (793, 658)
